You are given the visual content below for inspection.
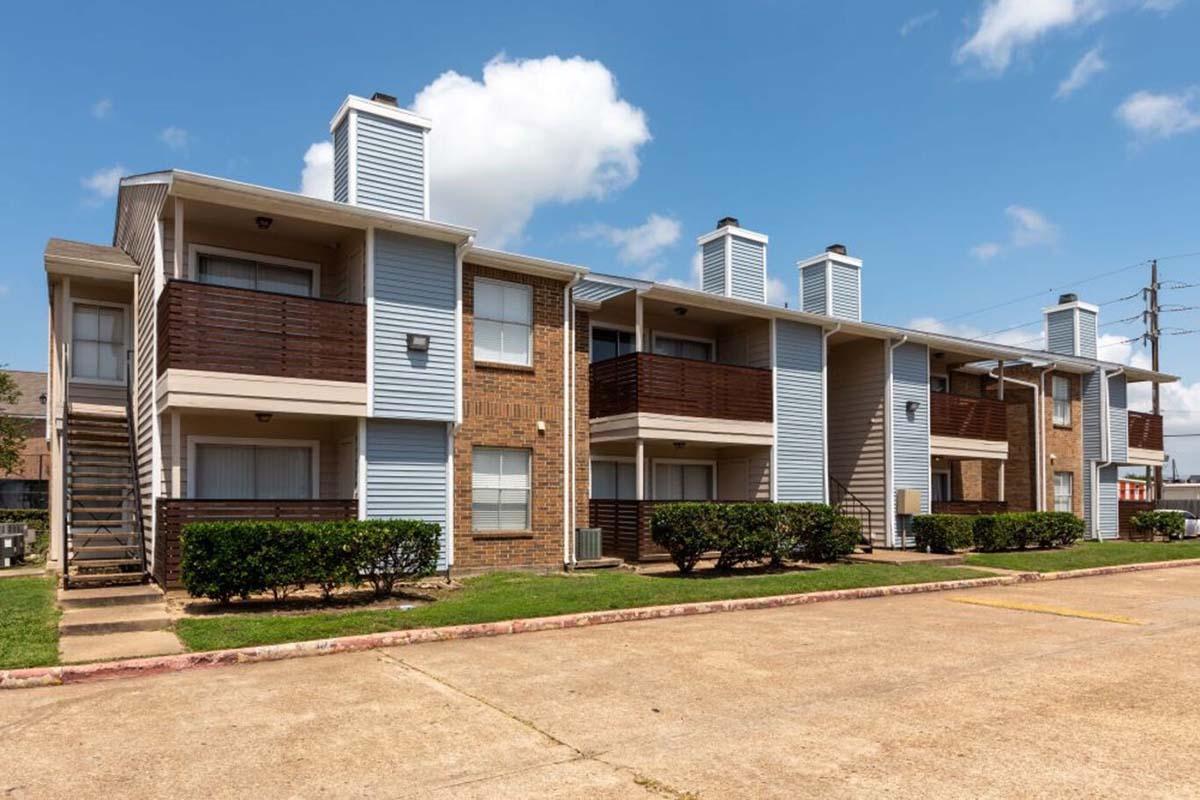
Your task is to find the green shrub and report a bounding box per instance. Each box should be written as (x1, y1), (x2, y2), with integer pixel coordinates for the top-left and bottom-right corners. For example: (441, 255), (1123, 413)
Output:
(972, 512), (1084, 552)
(825, 514), (863, 561)
(912, 515), (975, 554)
(1130, 510), (1185, 541)
(713, 503), (778, 570)
(0, 508), (48, 534)
(650, 503), (722, 574)
(181, 519), (441, 603)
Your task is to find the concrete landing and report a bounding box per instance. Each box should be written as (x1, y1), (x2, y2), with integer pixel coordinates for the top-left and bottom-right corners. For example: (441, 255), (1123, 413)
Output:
(847, 550), (966, 567)
(58, 581), (184, 663)
(59, 631), (185, 664)
(60, 604), (172, 635)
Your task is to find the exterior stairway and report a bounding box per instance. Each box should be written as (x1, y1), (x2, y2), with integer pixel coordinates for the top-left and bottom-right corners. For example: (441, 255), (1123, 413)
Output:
(63, 410), (147, 588)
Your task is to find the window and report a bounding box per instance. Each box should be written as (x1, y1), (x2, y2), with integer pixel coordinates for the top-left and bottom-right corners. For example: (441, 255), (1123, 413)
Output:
(653, 462), (713, 501)
(72, 303), (126, 383)
(1052, 375), (1072, 427)
(652, 335), (712, 362)
(197, 252), (314, 297)
(590, 459), (637, 499)
(591, 327), (635, 362)
(192, 442), (315, 499)
(930, 375), (949, 394)
(932, 470), (952, 503)
(474, 279), (532, 366)
(1054, 472), (1074, 513)
(472, 448), (531, 530)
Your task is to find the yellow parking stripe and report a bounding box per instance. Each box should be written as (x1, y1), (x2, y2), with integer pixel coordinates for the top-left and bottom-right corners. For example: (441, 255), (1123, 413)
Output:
(950, 596), (1143, 625)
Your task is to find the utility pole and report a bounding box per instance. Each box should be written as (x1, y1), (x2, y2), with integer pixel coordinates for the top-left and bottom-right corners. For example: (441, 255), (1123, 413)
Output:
(1148, 259), (1163, 500)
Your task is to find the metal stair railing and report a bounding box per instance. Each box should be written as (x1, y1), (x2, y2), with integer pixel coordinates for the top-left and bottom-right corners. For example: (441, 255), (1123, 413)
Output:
(829, 475), (874, 553)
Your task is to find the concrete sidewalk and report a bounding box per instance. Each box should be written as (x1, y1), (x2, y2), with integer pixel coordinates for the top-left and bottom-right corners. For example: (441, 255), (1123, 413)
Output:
(2, 566), (1198, 798)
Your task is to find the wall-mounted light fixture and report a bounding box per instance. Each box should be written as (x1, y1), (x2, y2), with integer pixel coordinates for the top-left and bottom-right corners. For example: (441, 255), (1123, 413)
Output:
(906, 400), (921, 415)
(672, 441), (687, 449)
(407, 333), (430, 352)
(255, 412), (274, 423)
(673, 306), (688, 317)
(255, 216), (273, 230)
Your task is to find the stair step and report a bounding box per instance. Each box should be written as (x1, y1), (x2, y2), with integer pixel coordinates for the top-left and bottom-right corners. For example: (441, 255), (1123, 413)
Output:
(71, 493), (135, 501)
(59, 605), (170, 636)
(68, 417), (129, 428)
(70, 446), (130, 456)
(70, 526), (135, 534)
(69, 557), (143, 569)
(58, 583), (162, 609)
(71, 545), (141, 556)
(71, 430), (130, 440)
(63, 572), (146, 588)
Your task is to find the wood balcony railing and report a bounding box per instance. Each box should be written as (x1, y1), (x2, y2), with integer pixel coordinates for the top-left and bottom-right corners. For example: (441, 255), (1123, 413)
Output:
(930, 393), (1008, 442)
(153, 498), (358, 587)
(931, 500), (1009, 516)
(589, 353), (773, 422)
(1128, 411), (1164, 451)
(157, 280), (366, 383)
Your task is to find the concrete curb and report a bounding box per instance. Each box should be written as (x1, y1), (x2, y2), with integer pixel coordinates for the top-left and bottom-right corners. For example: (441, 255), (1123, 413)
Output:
(3, 557), (1197, 691)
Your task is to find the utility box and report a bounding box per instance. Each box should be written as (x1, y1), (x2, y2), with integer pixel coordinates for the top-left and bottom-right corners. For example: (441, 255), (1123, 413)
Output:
(575, 527), (603, 562)
(896, 489), (923, 516)
(0, 524), (26, 568)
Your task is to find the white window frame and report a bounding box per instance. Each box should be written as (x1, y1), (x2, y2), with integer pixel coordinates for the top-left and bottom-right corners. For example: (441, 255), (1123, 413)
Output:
(1053, 471), (1074, 513)
(649, 331), (717, 362)
(471, 446), (532, 531)
(1052, 375), (1072, 427)
(68, 298), (132, 386)
(473, 276), (534, 367)
(185, 436), (320, 500)
(188, 244), (321, 297)
(589, 456), (637, 500)
(649, 458), (718, 501)
(588, 322), (637, 362)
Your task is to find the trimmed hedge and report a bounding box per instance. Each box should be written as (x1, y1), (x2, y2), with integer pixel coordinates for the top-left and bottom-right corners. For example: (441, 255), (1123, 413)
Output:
(1130, 510), (1185, 541)
(650, 502), (857, 575)
(971, 511), (1083, 552)
(912, 514), (975, 554)
(181, 519), (441, 603)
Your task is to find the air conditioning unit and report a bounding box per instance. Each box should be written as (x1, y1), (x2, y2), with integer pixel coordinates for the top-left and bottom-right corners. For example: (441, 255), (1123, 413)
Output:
(0, 523), (26, 568)
(575, 527), (602, 562)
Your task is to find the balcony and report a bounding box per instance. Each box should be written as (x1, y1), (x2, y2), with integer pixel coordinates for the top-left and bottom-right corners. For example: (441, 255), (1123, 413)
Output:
(931, 393), (1008, 441)
(1128, 411), (1164, 452)
(589, 353), (773, 423)
(156, 280), (366, 383)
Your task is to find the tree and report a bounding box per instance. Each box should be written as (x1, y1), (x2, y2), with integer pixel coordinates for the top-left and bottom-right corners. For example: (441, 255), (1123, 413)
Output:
(0, 368), (24, 476)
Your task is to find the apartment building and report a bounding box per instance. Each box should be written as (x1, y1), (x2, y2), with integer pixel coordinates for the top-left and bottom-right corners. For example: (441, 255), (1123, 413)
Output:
(42, 92), (1174, 588)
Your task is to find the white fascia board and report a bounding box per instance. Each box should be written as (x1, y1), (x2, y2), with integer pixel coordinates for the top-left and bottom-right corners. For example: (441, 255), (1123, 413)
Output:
(795, 251), (863, 270)
(696, 225), (769, 246)
(1041, 299), (1101, 315)
(330, 95), (433, 133)
(466, 246), (589, 281)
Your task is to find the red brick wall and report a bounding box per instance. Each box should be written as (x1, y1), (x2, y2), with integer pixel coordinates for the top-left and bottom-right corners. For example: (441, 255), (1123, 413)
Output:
(453, 264), (589, 572)
(1001, 367), (1084, 517)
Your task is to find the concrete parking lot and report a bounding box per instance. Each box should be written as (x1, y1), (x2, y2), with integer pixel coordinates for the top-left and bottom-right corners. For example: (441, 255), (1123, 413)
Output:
(3, 566), (1199, 799)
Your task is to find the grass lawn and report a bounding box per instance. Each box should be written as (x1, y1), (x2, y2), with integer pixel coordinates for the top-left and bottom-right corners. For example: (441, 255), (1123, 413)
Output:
(176, 563), (988, 652)
(0, 577), (60, 670)
(965, 540), (1200, 573)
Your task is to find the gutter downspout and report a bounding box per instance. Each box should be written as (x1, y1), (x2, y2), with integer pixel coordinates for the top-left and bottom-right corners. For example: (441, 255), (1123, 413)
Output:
(885, 335), (908, 549)
(563, 273), (584, 569)
(991, 366), (1051, 511)
(445, 235), (473, 582)
(821, 323), (843, 505)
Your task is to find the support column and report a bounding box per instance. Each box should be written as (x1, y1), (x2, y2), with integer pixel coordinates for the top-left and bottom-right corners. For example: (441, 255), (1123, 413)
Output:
(997, 361), (1006, 504)
(635, 438), (645, 501)
(172, 198), (185, 279)
(634, 294), (644, 353)
(170, 413), (181, 498)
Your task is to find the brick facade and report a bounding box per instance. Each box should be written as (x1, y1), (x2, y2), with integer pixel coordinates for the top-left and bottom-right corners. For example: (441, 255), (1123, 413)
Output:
(1000, 366), (1085, 517)
(453, 263), (589, 572)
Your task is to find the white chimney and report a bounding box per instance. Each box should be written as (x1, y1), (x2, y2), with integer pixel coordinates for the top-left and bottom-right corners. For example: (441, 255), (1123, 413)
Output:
(797, 244), (862, 321)
(696, 217), (768, 302)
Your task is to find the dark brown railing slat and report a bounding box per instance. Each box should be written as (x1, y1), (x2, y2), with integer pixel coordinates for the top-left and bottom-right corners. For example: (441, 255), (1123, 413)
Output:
(589, 353), (772, 422)
(930, 393), (1007, 442)
(1127, 411), (1163, 451)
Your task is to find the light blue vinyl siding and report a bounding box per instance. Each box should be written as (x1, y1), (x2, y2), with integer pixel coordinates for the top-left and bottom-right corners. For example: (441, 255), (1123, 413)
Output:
(830, 262), (860, 321)
(1097, 464), (1118, 539)
(366, 420), (449, 570)
(702, 239), (725, 294)
(729, 235), (764, 302)
(1108, 372), (1128, 463)
(801, 264), (826, 315)
(892, 342), (930, 536)
(355, 111), (426, 218)
(1046, 309), (1077, 356)
(333, 120), (349, 203)
(373, 231), (456, 420)
(1082, 371), (1102, 460)
(1078, 308), (1098, 359)
(774, 320), (825, 502)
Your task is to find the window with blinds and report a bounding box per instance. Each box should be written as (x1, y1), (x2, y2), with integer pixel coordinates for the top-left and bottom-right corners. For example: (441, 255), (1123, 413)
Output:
(590, 460), (637, 499)
(654, 462), (713, 501)
(197, 253), (314, 297)
(472, 448), (531, 530)
(1054, 471), (1073, 513)
(71, 303), (125, 382)
(1052, 375), (1071, 427)
(590, 327), (634, 362)
(474, 278), (532, 366)
(652, 335), (712, 362)
(193, 443), (314, 500)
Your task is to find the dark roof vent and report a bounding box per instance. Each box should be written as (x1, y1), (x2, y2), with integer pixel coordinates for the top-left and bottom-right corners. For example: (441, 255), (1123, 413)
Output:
(826, 243), (847, 256)
(716, 216), (740, 229)
(370, 92), (399, 107)
(1058, 292), (1078, 304)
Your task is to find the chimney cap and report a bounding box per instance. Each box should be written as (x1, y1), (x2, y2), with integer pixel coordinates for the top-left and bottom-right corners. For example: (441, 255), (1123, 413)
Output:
(370, 92), (399, 107)
(716, 216), (740, 229)
(1058, 292), (1078, 304)
(826, 243), (848, 256)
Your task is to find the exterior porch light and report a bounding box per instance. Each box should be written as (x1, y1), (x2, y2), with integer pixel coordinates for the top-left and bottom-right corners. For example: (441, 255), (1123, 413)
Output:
(255, 216), (273, 230)
(673, 306), (688, 317)
(906, 400), (921, 415)
(407, 333), (431, 352)
(255, 412), (273, 423)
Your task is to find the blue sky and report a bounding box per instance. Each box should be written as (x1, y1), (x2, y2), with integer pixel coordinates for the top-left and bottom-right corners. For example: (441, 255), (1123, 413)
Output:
(2, 0), (1199, 469)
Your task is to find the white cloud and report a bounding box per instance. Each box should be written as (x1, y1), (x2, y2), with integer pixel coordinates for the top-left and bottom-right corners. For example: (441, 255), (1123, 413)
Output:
(580, 213), (681, 265)
(900, 10), (939, 36)
(1141, 0), (1180, 11)
(0, 284), (9, 297)
(1115, 88), (1200, 139)
(80, 165), (125, 201)
(412, 55), (650, 247)
(1006, 204), (1058, 246)
(956, 0), (1107, 74)
(159, 126), (189, 151)
(971, 241), (1002, 260)
(91, 98), (113, 119)
(766, 275), (789, 306)
(1055, 45), (1106, 98)
(299, 141), (334, 200)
